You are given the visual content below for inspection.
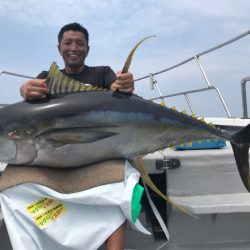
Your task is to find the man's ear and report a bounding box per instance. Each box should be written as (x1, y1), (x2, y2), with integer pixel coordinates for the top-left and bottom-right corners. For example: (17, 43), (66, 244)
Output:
(57, 44), (62, 56)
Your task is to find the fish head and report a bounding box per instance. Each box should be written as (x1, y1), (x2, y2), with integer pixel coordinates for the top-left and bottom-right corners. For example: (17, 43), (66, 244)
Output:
(0, 129), (37, 165)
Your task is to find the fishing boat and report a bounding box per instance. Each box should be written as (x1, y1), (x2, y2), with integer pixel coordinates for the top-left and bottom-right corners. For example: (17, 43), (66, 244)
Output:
(0, 30), (250, 250)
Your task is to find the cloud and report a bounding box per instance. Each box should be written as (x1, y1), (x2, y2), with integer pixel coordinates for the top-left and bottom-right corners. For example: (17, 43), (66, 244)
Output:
(169, 0), (250, 19)
(0, 0), (131, 28)
(1, 0), (249, 44)
(0, 0), (86, 27)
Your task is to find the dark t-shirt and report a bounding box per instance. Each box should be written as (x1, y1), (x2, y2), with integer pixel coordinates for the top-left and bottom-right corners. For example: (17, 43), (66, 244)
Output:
(37, 65), (116, 89)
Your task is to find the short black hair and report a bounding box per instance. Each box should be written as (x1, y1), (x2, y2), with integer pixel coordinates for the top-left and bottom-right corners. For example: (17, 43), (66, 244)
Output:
(58, 23), (89, 45)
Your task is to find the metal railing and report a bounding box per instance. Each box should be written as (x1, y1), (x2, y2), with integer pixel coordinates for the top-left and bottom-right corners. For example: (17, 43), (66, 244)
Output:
(135, 30), (250, 118)
(0, 70), (34, 79)
(150, 86), (231, 116)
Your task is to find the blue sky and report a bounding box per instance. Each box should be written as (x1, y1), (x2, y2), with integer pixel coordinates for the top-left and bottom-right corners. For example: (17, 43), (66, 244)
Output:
(0, 0), (250, 117)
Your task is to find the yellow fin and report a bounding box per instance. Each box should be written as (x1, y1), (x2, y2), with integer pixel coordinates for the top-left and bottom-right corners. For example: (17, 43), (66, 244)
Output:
(171, 106), (176, 111)
(181, 110), (187, 115)
(200, 117), (205, 123)
(122, 35), (156, 73)
(46, 62), (107, 95)
(191, 113), (196, 118)
(131, 158), (198, 219)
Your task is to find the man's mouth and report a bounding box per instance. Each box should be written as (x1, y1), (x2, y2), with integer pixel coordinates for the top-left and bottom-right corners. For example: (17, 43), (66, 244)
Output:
(68, 54), (80, 59)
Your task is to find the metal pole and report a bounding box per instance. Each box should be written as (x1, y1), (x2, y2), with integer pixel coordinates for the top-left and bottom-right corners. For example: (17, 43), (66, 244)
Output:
(213, 87), (232, 118)
(154, 81), (166, 106)
(194, 56), (211, 88)
(0, 70), (35, 79)
(149, 73), (154, 90)
(184, 93), (195, 114)
(241, 77), (250, 118)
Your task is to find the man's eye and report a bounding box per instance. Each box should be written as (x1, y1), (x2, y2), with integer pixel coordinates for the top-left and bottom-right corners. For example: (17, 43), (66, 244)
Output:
(77, 42), (85, 47)
(62, 40), (72, 46)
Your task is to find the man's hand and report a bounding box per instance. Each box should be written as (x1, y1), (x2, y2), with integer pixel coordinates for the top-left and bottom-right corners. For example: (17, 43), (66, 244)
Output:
(110, 71), (134, 94)
(20, 79), (49, 100)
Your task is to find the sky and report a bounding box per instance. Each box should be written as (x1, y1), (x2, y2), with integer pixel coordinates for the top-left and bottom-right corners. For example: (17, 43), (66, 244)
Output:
(0, 0), (250, 118)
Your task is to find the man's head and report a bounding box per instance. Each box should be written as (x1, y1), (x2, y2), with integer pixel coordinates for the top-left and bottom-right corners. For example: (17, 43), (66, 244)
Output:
(58, 23), (89, 45)
(58, 23), (90, 73)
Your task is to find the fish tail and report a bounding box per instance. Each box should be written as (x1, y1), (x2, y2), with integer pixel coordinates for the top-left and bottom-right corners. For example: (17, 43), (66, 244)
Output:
(131, 158), (198, 218)
(231, 123), (250, 192)
(231, 143), (250, 191)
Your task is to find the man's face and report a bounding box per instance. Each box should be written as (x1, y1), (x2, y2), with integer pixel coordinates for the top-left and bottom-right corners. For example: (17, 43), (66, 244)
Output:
(58, 30), (89, 70)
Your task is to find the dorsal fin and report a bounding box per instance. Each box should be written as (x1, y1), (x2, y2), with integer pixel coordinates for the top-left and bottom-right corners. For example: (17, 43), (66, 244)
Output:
(46, 62), (107, 96)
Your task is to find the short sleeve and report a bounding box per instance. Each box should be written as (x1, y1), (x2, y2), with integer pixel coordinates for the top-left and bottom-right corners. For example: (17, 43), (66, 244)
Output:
(103, 66), (116, 89)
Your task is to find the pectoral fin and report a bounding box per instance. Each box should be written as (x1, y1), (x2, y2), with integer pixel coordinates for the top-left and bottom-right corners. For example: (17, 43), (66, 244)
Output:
(40, 127), (117, 144)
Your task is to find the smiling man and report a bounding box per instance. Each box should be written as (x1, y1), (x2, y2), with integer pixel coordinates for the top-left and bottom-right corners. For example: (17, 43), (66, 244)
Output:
(18, 23), (136, 250)
(20, 23), (134, 99)
(58, 28), (90, 73)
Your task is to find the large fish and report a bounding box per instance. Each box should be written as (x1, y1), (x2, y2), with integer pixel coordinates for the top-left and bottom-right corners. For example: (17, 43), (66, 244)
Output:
(0, 37), (250, 196)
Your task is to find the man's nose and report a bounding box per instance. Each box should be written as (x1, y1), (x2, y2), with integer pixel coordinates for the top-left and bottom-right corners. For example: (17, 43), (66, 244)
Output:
(70, 42), (79, 50)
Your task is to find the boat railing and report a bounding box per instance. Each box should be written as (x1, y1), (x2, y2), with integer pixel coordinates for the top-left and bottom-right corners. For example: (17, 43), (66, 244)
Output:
(0, 70), (34, 79)
(150, 85), (231, 117)
(0, 70), (34, 108)
(135, 30), (250, 119)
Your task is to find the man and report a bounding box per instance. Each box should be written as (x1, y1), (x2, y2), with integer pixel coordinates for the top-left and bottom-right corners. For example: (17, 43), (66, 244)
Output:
(20, 23), (134, 99)
(19, 23), (135, 250)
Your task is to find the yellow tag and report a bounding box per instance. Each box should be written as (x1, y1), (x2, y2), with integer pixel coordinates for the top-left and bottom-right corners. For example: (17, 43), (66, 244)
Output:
(26, 198), (66, 229)
(34, 203), (66, 229)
